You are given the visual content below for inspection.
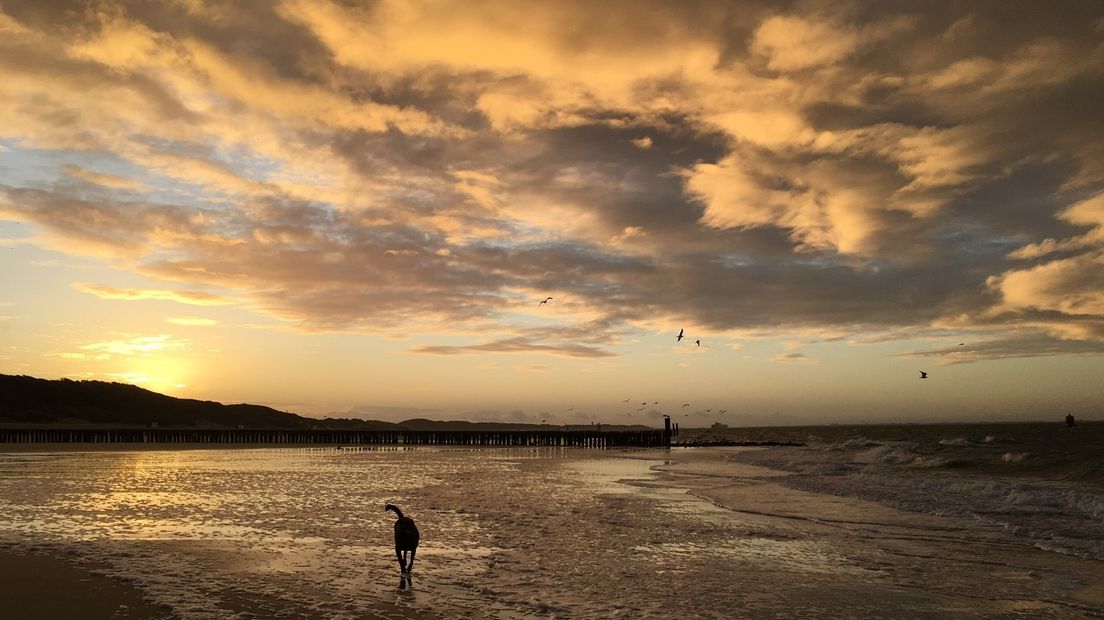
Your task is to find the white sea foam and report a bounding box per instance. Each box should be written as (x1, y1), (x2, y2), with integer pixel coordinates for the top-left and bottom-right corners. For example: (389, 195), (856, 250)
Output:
(731, 443), (1104, 561)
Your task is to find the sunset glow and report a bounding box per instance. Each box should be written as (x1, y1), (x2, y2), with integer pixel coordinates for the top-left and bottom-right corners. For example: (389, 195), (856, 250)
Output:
(1, 1), (1102, 424)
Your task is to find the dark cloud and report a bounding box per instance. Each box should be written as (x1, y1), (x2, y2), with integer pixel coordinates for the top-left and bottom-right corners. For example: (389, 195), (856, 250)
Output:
(899, 334), (1104, 365)
(410, 337), (616, 359)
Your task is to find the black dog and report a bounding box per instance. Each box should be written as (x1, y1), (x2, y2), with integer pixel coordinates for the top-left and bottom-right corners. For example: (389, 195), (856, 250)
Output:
(385, 504), (419, 573)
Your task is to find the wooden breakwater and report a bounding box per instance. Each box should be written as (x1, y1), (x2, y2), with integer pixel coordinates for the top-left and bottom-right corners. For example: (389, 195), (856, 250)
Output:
(0, 428), (669, 448)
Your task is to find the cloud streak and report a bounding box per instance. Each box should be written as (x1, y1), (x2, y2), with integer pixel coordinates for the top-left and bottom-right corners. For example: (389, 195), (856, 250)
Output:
(410, 337), (615, 359)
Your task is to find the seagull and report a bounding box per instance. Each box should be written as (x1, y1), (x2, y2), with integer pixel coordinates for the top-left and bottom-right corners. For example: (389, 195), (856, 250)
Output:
(682, 403), (690, 407)
(623, 398), (630, 403)
(719, 409), (727, 414)
(641, 402), (647, 406)
(538, 297), (553, 307)
(920, 371), (928, 379)
(695, 340), (701, 347)
(704, 409), (711, 413)
(958, 343), (965, 346)
(677, 329), (684, 342)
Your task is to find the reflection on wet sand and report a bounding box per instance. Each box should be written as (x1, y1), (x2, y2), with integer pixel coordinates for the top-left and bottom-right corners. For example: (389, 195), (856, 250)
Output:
(0, 446), (1100, 618)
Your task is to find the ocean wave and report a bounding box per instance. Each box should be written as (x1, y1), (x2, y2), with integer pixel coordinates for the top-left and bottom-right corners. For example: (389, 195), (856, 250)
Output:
(730, 446), (1104, 561)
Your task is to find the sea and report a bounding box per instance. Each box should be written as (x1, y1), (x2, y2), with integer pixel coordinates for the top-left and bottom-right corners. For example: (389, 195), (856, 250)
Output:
(0, 422), (1101, 618)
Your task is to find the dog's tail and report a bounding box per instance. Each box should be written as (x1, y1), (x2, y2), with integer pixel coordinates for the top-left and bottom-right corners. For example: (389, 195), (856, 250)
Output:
(385, 503), (404, 519)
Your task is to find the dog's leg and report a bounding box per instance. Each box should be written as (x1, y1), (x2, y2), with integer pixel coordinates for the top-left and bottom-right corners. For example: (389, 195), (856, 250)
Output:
(395, 547), (406, 572)
(407, 547), (416, 572)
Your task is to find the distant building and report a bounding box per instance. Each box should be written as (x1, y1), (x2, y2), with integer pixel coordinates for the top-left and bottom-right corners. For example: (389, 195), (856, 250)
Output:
(711, 421), (728, 430)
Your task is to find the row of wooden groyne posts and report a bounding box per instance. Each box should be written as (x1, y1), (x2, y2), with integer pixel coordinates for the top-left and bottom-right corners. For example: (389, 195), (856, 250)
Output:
(0, 428), (671, 448)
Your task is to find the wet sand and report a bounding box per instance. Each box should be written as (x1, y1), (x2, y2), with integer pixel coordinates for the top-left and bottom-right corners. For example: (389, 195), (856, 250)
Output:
(645, 448), (1104, 618)
(0, 547), (173, 619)
(0, 446), (1101, 618)
(0, 544), (450, 620)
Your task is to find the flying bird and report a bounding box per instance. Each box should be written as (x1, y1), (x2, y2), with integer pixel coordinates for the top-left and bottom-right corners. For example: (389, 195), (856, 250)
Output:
(958, 343), (965, 346)
(623, 398), (630, 403)
(695, 340), (701, 347)
(920, 371), (928, 379)
(538, 297), (553, 307)
(682, 403), (690, 407)
(677, 329), (684, 342)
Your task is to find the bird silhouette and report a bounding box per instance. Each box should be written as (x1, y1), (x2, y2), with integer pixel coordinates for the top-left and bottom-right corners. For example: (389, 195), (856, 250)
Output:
(719, 409), (727, 414)
(958, 343), (965, 346)
(920, 371), (928, 379)
(538, 297), (552, 307)
(682, 403), (690, 407)
(623, 398), (630, 403)
(695, 340), (701, 347)
(677, 329), (684, 342)
(385, 504), (419, 574)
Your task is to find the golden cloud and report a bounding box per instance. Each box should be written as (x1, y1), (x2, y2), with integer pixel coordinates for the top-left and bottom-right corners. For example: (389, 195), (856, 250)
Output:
(74, 283), (232, 306)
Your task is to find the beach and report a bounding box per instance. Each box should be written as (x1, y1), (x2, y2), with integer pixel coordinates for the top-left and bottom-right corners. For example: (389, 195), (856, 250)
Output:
(0, 547), (173, 619)
(0, 435), (1101, 618)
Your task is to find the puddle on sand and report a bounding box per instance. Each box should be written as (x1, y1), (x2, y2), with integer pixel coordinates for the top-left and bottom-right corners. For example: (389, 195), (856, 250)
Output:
(559, 457), (667, 494)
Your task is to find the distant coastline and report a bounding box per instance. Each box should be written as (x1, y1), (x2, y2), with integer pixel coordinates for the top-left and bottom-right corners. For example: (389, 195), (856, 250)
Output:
(0, 374), (652, 433)
(2, 374), (1092, 436)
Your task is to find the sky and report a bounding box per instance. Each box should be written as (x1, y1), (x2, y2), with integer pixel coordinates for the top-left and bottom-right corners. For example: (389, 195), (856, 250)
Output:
(1, 1), (1102, 426)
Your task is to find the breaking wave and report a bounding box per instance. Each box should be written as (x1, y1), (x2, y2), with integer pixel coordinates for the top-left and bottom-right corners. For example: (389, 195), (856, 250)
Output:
(728, 425), (1104, 561)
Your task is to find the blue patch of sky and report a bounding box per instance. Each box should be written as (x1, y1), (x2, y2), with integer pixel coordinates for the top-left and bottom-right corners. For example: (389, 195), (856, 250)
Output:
(715, 253), (755, 268)
(937, 227), (1020, 257)
(0, 142), (206, 208)
(214, 144), (284, 182)
(0, 141), (78, 188)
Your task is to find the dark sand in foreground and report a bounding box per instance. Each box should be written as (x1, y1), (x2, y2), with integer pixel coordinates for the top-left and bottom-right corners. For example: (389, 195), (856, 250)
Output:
(0, 549), (173, 619)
